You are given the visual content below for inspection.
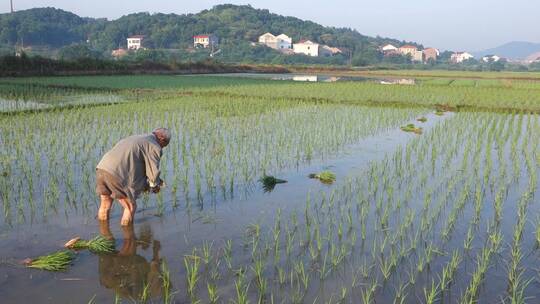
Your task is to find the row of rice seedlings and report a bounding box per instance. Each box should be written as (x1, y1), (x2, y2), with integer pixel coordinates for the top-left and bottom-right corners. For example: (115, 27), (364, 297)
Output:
(176, 113), (536, 301)
(1, 95), (423, 223)
(198, 81), (540, 112)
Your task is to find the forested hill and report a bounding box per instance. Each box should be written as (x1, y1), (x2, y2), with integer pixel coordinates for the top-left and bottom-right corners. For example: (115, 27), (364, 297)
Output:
(0, 5), (420, 64)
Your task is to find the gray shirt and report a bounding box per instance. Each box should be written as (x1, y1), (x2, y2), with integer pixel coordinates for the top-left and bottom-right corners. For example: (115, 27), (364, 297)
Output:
(97, 134), (162, 200)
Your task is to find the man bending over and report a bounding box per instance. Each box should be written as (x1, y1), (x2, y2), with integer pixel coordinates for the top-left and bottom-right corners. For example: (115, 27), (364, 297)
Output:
(96, 128), (171, 225)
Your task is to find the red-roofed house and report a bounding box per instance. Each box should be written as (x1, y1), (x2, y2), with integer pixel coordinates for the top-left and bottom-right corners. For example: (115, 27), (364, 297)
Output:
(423, 48), (440, 62)
(193, 34), (219, 48)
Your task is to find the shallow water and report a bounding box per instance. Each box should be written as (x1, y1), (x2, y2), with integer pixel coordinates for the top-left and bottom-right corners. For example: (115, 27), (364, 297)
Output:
(0, 112), (448, 302)
(201, 72), (416, 84)
(1, 111), (539, 304)
(0, 94), (125, 113)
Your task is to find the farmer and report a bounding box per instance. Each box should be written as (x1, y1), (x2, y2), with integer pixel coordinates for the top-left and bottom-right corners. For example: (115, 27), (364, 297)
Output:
(96, 128), (170, 225)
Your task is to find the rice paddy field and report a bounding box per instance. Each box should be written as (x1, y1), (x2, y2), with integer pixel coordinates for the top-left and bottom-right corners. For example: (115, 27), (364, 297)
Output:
(0, 72), (539, 303)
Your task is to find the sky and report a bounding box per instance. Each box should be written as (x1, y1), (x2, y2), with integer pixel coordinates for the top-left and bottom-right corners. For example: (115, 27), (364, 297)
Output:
(1, 0), (539, 51)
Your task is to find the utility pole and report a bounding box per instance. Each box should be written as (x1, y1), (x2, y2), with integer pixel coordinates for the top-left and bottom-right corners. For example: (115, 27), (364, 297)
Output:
(10, 0), (14, 13)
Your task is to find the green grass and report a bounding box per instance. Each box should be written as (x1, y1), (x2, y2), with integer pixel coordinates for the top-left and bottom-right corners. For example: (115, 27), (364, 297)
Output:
(0, 75), (276, 89)
(3, 74), (540, 113)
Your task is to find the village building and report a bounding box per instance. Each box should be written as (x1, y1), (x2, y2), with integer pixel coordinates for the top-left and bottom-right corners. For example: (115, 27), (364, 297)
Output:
(320, 45), (343, 56)
(381, 44), (398, 53)
(423, 48), (439, 62)
(111, 48), (128, 59)
(525, 52), (540, 63)
(451, 52), (474, 63)
(127, 35), (145, 50)
(482, 55), (502, 62)
(398, 45), (423, 62)
(258, 33), (292, 50)
(293, 40), (320, 57)
(193, 34), (219, 48)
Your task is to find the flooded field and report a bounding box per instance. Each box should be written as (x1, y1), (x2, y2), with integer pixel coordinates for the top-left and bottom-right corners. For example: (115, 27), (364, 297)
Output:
(0, 75), (539, 303)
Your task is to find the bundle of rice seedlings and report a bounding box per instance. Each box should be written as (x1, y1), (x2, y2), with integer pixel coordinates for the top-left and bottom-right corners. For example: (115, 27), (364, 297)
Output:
(400, 124), (423, 134)
(259, 175), (287, 192)
(309, 171), (336, 184)
(25, 250), (75, 272)
(417, 117), (428, 123)
(65, 236), (115, 254)
(435, 110), (445, 116)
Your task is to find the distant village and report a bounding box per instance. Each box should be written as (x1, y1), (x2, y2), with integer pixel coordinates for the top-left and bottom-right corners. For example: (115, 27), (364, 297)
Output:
(112, 33), (511, 64)
(380, 44), (505, 64)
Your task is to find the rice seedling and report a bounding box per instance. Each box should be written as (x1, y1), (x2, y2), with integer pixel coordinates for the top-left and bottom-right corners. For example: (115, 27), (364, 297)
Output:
(360, 280), (378, 304)
(207, 283), (219, 304)
(65, 236), (115, 253)
(423, 280), (440, 304)
(184, 252), (201, 296)
(161, 261), (173, 304)
(417, 116), (428, 123)
(232, 272), (250, 304)
(400, 124), (423, 134)
(308, 170), (336, 184)
(25, 250), (75, 272)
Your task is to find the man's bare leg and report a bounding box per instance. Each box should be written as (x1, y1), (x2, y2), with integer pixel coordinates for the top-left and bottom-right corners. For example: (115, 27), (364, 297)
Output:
(98, 195), (113, 220)
(118, 198), (137, 226)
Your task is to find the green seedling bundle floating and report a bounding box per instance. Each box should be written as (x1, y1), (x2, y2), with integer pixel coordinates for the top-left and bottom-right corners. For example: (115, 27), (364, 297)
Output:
(435, 110), (445, 116)
(24, 250), (75, 272)
(64, 236), (115, 253)
(400, 123), (423, 134)
(417, 117), (427, 123)
(309, 170), (336, 184)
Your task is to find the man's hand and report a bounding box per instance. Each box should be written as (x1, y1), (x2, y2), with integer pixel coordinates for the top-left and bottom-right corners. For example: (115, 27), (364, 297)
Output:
(150, 185), (161, 193)
(149, 180), (164, 194)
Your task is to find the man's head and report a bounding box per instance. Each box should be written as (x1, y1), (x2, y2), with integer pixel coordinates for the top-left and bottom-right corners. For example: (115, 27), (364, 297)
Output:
(152, 128), (171, 148)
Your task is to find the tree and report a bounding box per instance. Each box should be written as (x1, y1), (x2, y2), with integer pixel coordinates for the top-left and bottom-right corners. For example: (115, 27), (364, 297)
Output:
(58, 44), (102, 60)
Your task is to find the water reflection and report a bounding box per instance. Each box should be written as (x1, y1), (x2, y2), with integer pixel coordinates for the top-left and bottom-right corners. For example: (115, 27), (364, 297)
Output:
(208, 73), (417, 84)
(379, 78), (416, 85)
(98, 221), (164, 300)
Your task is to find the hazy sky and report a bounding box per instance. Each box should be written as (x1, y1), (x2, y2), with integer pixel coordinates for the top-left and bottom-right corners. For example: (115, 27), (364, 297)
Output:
(1, 0), (539, 51)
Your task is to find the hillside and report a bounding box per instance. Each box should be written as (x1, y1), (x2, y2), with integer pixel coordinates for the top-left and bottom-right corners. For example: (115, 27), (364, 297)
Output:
(473, 41), (540, 60)
(0, 4), (420, 65)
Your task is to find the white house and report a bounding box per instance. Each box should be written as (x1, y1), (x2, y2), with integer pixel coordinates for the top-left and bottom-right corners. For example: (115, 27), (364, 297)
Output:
(127, 35), (145, 50)
(258, 33), (292, 50)
(293, 40), (320, 57)
(276, 34), (292, 49)
(451, 52), (474, 63)
(193, 34), (219, 48)
(482, 55), (501, 63)
(382, 44), (398, 52)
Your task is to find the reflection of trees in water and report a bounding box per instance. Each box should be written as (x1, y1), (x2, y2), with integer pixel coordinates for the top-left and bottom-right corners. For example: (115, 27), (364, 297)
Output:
(98, 221), (165, 300)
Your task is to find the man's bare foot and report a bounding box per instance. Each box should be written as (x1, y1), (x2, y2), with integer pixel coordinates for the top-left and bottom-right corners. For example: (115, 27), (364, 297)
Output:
(121, 211), (133, 226)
